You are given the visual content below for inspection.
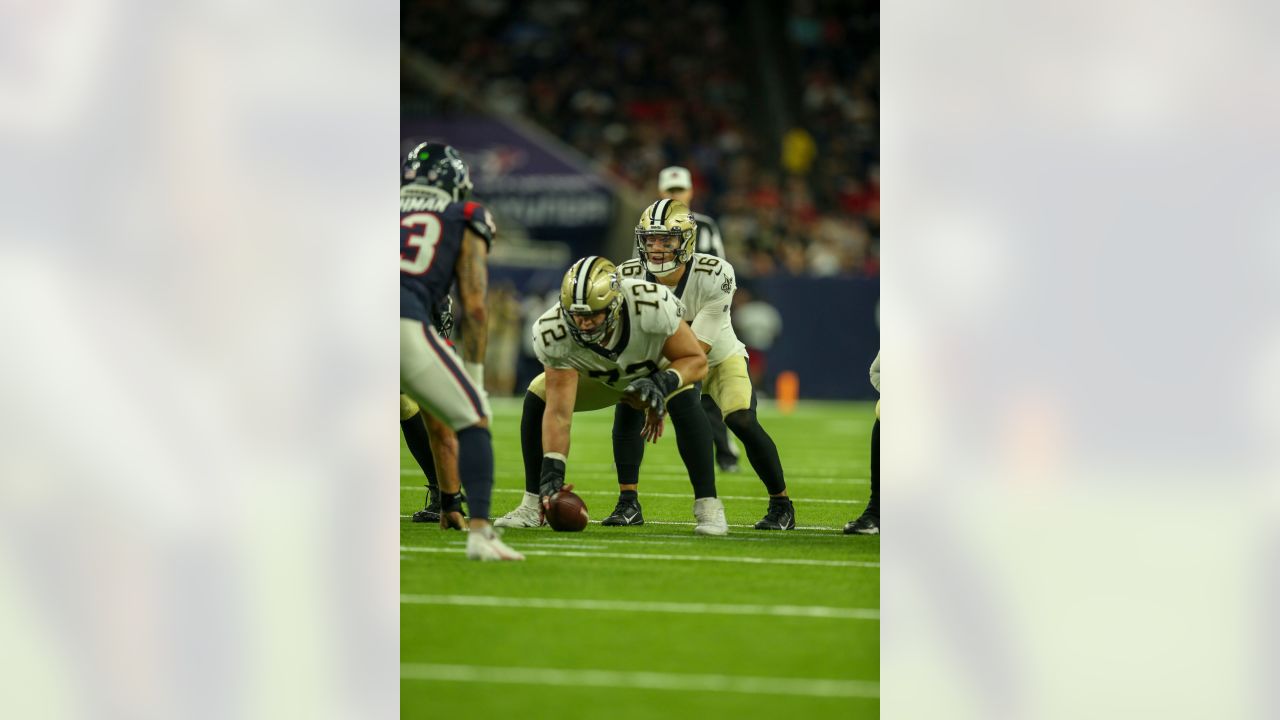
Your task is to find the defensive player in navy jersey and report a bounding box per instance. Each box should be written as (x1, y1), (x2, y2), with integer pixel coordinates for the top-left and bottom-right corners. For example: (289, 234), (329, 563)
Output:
(401, 296), (462, 527)
(399, 142), (522, 561)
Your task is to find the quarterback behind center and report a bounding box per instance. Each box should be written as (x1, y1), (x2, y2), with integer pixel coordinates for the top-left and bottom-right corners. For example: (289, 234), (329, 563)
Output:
(610, 199), (796, 529)
(494, 256), (730, 535)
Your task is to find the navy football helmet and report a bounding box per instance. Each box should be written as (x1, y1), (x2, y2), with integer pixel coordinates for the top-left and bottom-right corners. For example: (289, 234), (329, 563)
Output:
(402, 142), (474, 201)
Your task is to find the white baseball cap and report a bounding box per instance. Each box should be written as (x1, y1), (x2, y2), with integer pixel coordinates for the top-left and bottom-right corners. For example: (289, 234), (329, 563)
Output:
(658, 166), (692, 192)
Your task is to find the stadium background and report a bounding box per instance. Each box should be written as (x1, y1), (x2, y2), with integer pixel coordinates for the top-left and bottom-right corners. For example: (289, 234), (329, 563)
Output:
(402, 0), (879, 400)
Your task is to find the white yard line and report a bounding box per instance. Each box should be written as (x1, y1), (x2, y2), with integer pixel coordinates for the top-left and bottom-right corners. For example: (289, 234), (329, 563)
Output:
(400, 593), (878, 620)
(444, 533), (852, 546)
(398, 515), (843, 532)
(628, 519), (843, 532)
(398, 515), (844, 532)
(399, 469), (868, 484)
(400, 546), (878, 568)
(445, 538), (760, 549)
(401, 663), (879, 699)
(443, 541), (615, 551)
(399, 485), (865, 504)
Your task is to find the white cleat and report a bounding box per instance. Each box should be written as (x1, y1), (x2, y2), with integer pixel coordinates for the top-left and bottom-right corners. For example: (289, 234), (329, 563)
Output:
(693, 497), (729, 536)
(466, 526), (525, 561)
(492, 492), (545, 529)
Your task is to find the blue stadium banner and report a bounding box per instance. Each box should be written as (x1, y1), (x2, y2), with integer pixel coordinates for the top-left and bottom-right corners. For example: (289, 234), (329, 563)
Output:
(403, 116), (614, 257)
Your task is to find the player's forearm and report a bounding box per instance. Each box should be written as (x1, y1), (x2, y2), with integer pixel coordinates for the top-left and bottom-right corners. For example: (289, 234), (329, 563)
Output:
(459, 302), (487, 365)
(667, 352), (708, 385)
(542, 408), (572, 456)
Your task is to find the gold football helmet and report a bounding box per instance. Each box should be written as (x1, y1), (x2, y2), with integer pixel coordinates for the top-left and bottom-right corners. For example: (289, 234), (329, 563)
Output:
(635, 198), (697, 276)
(559, 256), (622, 345)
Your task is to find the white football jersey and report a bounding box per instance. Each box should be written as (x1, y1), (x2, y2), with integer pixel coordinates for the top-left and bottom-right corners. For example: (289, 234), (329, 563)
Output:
(617, 254), (747, 367)
(532, 278), (685, 391)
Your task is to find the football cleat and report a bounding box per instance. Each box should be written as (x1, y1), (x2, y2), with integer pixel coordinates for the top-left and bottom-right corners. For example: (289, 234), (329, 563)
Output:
(411, 486), (441, 523)
(601, 497), (645, 526)
(493, 493), (546, 528)
(465, 526), (525, 561)
(844, 508), (879, 535)
(693, 497), (729, 536)
(753, 497), (796, 530)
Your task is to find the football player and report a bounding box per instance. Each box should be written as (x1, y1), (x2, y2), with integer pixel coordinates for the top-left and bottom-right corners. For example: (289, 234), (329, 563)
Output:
(402, 297), (465, 528)
(400, 141), (522, 560)
(492, 256), (729, 535)
(845, 351), (880, 534)
(610, 199), (797, 529)
(656, 166), (739, 472)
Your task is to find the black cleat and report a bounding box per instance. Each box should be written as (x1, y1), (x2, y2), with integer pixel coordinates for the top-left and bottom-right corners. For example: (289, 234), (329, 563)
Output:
(753, 497), (796, 530)
(716, 455), (740, 473)
(843, 508), (879, 535)
(601, 497), (644, 526)
(411, 486), (441, 523)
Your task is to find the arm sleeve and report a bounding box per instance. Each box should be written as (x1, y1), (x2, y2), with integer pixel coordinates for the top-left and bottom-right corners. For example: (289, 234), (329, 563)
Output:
(869, 352), (881, 393)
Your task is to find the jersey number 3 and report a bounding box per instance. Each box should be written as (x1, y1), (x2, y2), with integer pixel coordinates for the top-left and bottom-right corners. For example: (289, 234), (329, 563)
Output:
(401, 213), (442, 275)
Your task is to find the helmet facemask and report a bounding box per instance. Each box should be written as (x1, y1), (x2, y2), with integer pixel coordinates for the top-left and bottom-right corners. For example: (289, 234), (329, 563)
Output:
(559, 257), (623, 347)
(562, 296), (621, 346)
(635, 199), (697, 276)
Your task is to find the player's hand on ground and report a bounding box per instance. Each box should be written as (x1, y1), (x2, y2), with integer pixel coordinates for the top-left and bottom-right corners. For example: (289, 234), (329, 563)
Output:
(641, 410), (665, 444)
(439, 510), (467, 531)
(623, 377), (666, 416)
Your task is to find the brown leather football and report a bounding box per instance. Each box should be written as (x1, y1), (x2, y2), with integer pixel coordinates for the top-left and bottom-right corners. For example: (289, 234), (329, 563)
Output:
(545, 491), (589, 532)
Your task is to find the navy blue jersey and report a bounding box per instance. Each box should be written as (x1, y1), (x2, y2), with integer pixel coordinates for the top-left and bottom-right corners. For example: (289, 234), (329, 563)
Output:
(399, 185), (495, 323)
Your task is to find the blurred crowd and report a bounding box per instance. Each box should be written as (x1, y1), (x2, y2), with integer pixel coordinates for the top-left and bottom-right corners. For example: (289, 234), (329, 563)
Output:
(405, 0), (879, 278)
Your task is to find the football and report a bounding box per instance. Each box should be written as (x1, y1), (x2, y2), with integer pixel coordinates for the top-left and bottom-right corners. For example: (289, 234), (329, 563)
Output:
(545, 491), (589, 532)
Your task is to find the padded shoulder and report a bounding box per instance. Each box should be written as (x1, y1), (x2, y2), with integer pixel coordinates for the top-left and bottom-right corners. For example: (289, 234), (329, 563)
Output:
(622, 280), (684, 336)
(531, 307), (573, 366)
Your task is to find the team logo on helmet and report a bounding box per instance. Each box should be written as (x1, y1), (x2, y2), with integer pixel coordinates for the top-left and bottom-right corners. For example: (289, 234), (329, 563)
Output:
(402, 142), (474, 201)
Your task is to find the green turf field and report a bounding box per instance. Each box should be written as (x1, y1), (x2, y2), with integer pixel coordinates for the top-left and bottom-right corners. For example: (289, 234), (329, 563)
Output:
(401, 397), (879, 718)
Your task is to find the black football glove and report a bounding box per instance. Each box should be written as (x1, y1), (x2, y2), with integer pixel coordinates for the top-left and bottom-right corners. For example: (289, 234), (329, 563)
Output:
(539, 456), (567, 500)
(626, 370), (681, 416)
(650, 369), (681, 397)
(624, 377), (666, 416)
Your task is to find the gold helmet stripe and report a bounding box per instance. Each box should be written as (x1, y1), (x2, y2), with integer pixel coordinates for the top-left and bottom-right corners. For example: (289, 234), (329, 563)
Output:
(573, 255), (599, 305)
(650, 198), (672, 228)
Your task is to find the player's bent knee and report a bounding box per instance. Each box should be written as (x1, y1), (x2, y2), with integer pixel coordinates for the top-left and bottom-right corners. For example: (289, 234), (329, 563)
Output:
(724, 408), (757, 434)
